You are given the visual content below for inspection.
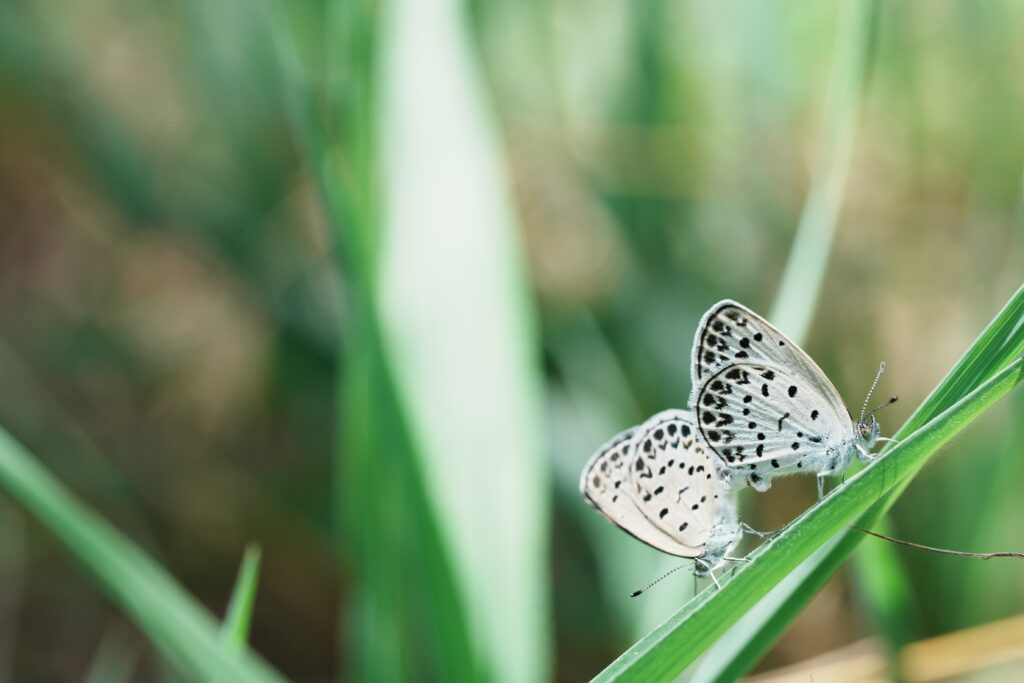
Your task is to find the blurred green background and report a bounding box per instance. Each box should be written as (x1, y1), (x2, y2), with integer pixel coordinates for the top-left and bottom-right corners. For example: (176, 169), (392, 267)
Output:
(0, 0), (1023, 681)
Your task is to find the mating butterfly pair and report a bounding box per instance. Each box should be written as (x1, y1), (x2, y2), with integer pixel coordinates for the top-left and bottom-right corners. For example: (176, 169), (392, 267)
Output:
(580, 300), (893, 579)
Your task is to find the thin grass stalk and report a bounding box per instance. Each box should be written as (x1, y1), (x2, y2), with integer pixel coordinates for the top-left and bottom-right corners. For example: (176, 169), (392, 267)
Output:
(221, 545), (262, 652)
(769, 0), (877, 340)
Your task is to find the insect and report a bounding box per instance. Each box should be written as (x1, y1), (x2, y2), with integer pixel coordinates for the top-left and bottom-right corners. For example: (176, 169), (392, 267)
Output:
(579, 409), (743, 585)
(689, 300), (896, 498)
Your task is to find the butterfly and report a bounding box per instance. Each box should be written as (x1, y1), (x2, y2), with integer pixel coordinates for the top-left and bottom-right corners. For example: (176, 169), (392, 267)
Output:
(579, 409), (743, 582)
(688, 300), (895, 497)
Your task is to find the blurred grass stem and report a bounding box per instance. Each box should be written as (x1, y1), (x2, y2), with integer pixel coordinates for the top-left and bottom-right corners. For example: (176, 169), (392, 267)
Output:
(769, 0), (875, 341)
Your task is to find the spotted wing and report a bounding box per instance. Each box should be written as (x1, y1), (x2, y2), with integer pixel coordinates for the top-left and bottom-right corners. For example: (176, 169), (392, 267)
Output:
(689, 300), (848, 418)
(693, 362), (852, 478)
(580, 425), (705, 557)
(625, 410), (724, 553)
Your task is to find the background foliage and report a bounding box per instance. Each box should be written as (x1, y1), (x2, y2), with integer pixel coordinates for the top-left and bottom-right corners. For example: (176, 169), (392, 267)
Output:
(0, 0), (1022, 681)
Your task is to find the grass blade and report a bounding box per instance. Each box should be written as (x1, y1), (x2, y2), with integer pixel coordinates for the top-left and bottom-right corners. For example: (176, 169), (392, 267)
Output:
(0, 429), (287, 683)
(769, 0), (877, 341)
(221, 545), (262, 652)
(375, 0), (549, 679)
(592, 354), (1024, 682)
(270, 1), (486, 679)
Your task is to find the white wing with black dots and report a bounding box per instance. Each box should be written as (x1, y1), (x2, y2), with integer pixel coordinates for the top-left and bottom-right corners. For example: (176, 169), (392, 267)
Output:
(580, 424), (708, 557)
(580, 410), (738, 559)
(627, 410), (725, 552)
(689, 300), (849, 418)
(693, 362), (853, 483)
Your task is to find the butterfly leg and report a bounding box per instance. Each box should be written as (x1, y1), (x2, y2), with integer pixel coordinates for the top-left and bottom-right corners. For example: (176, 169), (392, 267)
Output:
(694, 558), (722, 591)
(816, 474), (827, 501)
(855, 443), (881, 464)
(876, 437), (901, 446)
(741, 522), (781, 538)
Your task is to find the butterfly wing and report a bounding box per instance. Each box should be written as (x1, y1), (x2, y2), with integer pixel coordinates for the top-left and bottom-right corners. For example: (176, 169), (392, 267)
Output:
(689, 300), (850, 420)
(625, 410), (725, 553)
(693, 362), (852, 479)
(580, 424), (706, 557)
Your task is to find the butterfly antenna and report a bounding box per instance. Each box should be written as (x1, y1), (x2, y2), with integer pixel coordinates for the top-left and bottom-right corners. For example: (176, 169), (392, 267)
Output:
(859, 362), (887, 423)
(630, 564), (687, 598)
(865, 395), (899, 422)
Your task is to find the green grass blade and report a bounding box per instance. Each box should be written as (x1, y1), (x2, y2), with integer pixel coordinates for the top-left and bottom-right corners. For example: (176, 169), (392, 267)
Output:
(685, 284), (1024, 682)
(270, 2), (485, 679)
(221, 545), (262, 652)
(0, 429), (287, 683)
(375, 0), (549, 679)
(591, 356), (1024, 682)
(769, 0), (877, 341)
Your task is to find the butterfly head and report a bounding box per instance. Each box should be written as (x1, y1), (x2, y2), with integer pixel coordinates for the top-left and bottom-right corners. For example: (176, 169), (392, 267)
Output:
(856, 419), (881, 449)
(857, 394), (898, 448)
(857, 361), (897, 449)
(696, 518), (742, 576)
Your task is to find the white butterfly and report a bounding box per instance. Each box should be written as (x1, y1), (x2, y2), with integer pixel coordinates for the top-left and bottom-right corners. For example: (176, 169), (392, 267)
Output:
(688, 300), (895, 497)
(579, 409), (742, 580)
